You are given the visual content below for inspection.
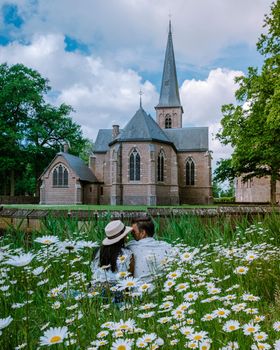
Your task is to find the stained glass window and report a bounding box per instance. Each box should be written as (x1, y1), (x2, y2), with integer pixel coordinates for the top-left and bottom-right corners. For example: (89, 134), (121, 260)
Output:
(186, 158), (195, 186)
(129, 149), (140, 181)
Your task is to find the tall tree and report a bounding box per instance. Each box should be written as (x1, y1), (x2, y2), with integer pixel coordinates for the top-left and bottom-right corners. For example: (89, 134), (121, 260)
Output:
(0, 63), (86, 196)
(216, 0), (280, 204)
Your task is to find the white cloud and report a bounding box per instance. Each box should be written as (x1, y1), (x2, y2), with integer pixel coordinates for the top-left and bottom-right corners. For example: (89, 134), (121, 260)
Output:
(11, 0), (273, 68)
(181, 68), (242, 168)
(0, 33), (158, 138)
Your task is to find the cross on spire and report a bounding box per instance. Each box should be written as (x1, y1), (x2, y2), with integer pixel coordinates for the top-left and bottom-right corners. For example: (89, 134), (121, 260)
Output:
(139, 89), (144, 108)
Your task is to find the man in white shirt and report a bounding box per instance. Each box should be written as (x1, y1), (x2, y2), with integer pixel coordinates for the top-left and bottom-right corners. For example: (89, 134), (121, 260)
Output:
(126, 218), (172, 282)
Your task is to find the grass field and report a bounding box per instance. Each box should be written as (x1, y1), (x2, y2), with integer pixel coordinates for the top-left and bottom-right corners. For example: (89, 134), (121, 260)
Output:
(0, 214), (279, 349)
(2, 204), (219, 211)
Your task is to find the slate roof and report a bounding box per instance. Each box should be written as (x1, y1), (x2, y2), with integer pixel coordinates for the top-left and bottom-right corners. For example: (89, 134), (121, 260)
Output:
(110, 107), (173, 145)
(156, 21), (182, 109)
(94, 129), (114, 153)
(58, 152), (98, 182)
(164, 127), (209, 151)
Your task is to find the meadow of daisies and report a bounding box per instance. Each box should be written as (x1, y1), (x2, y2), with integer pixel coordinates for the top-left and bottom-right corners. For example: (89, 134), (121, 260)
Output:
(0, 214), (280, 350)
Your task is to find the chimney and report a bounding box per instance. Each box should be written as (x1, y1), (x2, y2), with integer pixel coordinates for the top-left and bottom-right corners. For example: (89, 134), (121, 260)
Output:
(63, 142), (69, 153)
(112, 125), (120, 139)
(89, 155), (96, 173)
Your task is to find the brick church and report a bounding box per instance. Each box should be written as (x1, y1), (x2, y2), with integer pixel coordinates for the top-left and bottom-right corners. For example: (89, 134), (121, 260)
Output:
(40, 22), (213, 205)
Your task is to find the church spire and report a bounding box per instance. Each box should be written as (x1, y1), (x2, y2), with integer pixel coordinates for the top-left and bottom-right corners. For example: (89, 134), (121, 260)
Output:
(156, 20), (182, 109)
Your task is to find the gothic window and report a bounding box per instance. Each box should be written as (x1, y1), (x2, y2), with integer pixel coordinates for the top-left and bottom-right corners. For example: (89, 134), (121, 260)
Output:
(129, 148), (140, 181)
(53, 164), (69, 187)
(186, 158), (195, 186)
(157, 150), (165, 182)
(165, 115), (172, 129)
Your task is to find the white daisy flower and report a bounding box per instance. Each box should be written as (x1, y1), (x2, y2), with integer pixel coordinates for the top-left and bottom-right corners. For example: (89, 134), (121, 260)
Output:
(273, 321), (280, 332)
(35, 236), (59, 245)
(222, 320), (240, 332)
(213, 308), (230, 319)
(254, 332), (268, 342)
(234, 266), (249, 275)
(0, 316), (12, 333)
(184, 292), (199, 301)
(243, 323), (260, 335)
(6, 253), (34, 267)
(117, 277), (139, 290)
(32, 266), (44, 276)
(39, 326), (68, 346)
(111, 338), (133, 350)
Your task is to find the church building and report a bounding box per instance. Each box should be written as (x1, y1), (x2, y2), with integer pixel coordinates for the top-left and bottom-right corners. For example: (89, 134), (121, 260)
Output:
(40, 22), (213, 205)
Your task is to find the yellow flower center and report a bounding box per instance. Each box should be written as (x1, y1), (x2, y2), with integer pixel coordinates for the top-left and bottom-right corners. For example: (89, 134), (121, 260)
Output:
(229, 325), (236, 330)
(120, 325), (128, 330)
(239, 268), (244, 272)
(201, 346), (208, 350)
(194, 335), (202, 341)
(142, 284), (149, 289)
(247, 327), (255, 332)
(218, 311), (225, 315)
(44, 240), (51, 244)
(50, 335), (62, 343)
(126, 282), (134, 287)
(179, 285), (185, 289)
(117, 346), (126, 350)
(188, 294), (193, 298)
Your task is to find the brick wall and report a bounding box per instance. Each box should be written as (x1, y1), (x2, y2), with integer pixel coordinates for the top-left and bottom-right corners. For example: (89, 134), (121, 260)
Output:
(235, 176), (280, 203)
(40, 155), (81, 204)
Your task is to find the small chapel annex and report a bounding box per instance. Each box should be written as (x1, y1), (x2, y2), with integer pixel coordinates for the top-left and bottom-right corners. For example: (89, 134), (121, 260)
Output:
(40, 22), (213, 205)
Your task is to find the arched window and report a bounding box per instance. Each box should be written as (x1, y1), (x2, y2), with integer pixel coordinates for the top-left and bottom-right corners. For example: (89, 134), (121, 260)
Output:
(129, 148), (140, 181)
(165, 115), (172, 129)
(186, 158), (195, 186)
(157, 150), (164, 182)
(53, 164), (69, 187)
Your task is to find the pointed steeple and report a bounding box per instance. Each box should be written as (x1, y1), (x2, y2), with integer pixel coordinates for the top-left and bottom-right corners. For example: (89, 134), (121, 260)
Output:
(157, 20), (182, 108)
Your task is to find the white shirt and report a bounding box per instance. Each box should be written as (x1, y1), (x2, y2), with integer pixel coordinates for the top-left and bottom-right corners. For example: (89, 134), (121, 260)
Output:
(91, 248), (132, 284)
(126, 237), (172, 282)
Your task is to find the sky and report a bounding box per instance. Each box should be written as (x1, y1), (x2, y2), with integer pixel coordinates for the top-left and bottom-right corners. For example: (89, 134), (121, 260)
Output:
(0, 0), (274, 169)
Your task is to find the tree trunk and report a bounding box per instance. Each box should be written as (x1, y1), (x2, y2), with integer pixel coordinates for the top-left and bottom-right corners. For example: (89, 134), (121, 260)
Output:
(10, 170), (15, 196)
(270, 175), (277, 205)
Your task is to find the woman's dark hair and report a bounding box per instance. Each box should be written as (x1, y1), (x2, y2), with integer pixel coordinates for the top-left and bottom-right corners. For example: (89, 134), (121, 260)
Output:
(99, 238), (125, 272)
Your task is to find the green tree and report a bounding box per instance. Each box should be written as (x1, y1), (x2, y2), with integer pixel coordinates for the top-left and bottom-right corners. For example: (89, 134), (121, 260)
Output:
(0, 63), (86, 196)
(216, 0), (280, 204)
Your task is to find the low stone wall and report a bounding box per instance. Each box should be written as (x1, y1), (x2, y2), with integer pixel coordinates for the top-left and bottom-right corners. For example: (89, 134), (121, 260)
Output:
(0, 205), (279, 232)
(0, 196), (40, 204)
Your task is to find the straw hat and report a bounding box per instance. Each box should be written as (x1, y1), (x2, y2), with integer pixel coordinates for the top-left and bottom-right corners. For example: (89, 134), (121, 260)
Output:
(102, 220), (132, 245)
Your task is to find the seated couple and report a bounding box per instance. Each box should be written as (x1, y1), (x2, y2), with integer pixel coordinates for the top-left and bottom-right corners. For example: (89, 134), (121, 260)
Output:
(91, 218), (171, 286)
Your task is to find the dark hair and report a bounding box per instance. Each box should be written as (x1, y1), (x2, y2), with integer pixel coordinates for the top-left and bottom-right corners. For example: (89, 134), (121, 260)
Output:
(132, 218), (155, 237)
(99, 238), (125, 272)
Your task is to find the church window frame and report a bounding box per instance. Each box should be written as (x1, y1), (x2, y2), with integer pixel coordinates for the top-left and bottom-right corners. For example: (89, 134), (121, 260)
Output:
(129, 148), (141, 181)
(157, 149), (165, 182)
(52, 164), (69, 187)
(186, 157), (195, 186)
(165, 114), (172, 129)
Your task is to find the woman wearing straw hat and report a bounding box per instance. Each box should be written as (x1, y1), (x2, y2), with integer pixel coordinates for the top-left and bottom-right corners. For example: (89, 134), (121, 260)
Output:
(91, 220), (134, 296)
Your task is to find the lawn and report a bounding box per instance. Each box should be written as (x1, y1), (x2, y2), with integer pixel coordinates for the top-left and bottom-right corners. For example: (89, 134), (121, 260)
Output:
(2, 204), (219, 211)
(0, 214), (279, 349)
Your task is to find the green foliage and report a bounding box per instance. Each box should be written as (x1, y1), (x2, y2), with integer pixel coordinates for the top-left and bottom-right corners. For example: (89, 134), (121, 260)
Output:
(0, 63), (87, 196)
(216, 0), (280, 203)
(214, 197), (235, 203)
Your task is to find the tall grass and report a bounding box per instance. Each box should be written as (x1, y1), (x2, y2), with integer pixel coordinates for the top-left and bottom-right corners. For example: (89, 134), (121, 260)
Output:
(0, 213), (279, 349)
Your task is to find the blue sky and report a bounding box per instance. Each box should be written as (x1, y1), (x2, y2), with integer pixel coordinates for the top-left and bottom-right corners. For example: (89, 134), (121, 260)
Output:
(0, 0), (274, 166)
